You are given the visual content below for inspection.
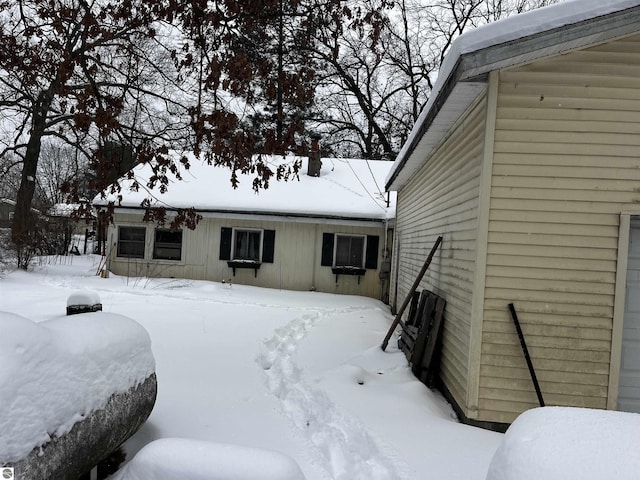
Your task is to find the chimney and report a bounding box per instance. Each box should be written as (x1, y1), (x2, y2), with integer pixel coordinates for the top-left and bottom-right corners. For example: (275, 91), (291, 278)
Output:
(307, 133), (322, 177)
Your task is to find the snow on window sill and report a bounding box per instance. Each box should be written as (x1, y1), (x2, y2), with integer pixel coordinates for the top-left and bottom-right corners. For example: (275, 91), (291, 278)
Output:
(331, 266), (366, 284)
(332, 266), (366, 276)
(228, 260), (262, 277)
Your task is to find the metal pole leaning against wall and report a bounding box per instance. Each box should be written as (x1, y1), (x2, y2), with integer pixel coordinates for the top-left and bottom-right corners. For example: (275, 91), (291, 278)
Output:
(381, 236), (443, 351)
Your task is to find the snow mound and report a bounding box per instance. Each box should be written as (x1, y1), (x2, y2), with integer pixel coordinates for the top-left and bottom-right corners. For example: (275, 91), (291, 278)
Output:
(0, 310), (155, 463)
(113, 438), (306, 480)
(486, 406), (640, 480)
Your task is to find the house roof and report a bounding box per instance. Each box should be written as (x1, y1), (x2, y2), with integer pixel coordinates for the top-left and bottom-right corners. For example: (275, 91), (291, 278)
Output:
(386, 0), (640, 191)
(0, 198), (41, 215)
(48, 203), (79, 217)
(94, 154), (396, 222)
(47, 203), (94, 219)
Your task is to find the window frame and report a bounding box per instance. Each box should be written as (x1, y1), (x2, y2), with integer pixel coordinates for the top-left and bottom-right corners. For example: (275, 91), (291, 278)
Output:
(152, 228), (183, 261)
(333, 233), (366, 269)
(116, 226), (147, 259)
(321, 232), (379, 277)
(232, 228), (263, 262)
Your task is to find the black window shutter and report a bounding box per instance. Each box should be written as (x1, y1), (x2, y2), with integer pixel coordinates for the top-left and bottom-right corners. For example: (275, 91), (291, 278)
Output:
(262, 229), (276, 263)
(365, 235), (379, 269)
(219, 227), (232, 260)
(321, 233), (334, 266)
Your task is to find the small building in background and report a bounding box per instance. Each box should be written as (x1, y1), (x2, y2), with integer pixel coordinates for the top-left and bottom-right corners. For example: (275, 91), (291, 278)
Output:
(45, 203), (95, 255)
(0, 198), (16, 228)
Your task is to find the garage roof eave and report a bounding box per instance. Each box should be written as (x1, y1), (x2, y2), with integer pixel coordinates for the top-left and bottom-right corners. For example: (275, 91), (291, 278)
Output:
(386, 3), (640, 193)
(385, 80), (488, 192)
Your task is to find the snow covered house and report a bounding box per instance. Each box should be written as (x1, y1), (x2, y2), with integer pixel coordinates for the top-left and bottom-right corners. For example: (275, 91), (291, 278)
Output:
(386, 0), (640, 429)
(94, 154), (395, 301)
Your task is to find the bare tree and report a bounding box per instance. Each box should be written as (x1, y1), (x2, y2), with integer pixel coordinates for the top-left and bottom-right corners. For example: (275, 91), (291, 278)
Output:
(0, 153), (22, 201)
(0, 1), (198, 266)
(310, 0), (561, 159)
(1, 0), (560, 269)
(34, 142), (87, 210)
(1, 0), (385, 267)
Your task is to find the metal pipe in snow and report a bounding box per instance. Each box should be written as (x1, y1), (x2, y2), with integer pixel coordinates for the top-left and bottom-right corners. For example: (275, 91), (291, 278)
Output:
(508, 303), (545, 407)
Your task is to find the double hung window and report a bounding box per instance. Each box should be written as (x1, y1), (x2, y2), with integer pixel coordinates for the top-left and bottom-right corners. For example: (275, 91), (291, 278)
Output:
(233, 229), (261, 261)
(321, 232), (379, 274)
(335, 235), (365, 268)
(153, 229), (183, 261)
(117, 226), (146, 258)
(219, 227), (276, 267)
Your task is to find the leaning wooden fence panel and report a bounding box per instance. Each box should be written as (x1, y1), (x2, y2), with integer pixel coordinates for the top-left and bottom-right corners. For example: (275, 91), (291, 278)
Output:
(398, 290), (446, 389)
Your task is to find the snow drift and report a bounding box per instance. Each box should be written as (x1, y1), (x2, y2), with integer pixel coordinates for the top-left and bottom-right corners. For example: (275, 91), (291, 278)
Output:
(486, 406), (640, 480)
(113, 438), (306, 480)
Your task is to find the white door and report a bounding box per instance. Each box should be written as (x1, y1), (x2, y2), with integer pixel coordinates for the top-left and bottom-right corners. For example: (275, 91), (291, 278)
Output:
(619, 219), (640, 412)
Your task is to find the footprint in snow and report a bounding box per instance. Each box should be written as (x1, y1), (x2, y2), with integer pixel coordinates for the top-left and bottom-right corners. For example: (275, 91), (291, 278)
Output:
(258, 310), (408, 480)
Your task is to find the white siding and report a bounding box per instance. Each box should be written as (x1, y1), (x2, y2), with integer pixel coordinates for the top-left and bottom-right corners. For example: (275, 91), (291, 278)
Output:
(106, 214), (387, 299)
(392, 95), (487, 410)
(479, 34), (640, 423)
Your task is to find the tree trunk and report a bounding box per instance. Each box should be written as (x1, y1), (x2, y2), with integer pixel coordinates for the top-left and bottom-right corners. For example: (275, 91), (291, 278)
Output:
(11, 90), (53, 268)
(276, 0), (284, 144)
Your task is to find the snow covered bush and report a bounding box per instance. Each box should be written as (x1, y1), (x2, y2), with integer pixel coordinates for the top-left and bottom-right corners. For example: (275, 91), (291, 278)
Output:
(486, 406), (640, 480)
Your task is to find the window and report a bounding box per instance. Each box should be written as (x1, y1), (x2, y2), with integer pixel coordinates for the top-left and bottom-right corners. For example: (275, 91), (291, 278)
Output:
(219, 227), (276, 265)
(153, 229), (182, 260)
(335, 235), (365, 268)
(233, 229), (261, 261)
(321, 233), (380, 274)
(117, 226), (146, 258)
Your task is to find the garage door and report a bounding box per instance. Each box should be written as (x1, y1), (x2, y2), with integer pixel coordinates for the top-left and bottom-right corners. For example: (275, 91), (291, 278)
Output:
(619, 219), (640, 413)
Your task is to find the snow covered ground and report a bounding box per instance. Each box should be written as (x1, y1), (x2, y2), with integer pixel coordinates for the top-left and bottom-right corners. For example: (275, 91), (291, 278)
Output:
(0, 255), (501, 479)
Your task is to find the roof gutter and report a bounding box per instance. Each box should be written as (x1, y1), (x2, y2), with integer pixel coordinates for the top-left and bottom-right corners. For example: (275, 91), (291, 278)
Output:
(98, 205), (392, 226)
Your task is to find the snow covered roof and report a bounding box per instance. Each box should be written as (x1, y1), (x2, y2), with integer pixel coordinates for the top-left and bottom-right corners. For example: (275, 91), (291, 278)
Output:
(95, 154), (396, 222)
(48, 203), (80, 217)
(386, 0), (640, 191)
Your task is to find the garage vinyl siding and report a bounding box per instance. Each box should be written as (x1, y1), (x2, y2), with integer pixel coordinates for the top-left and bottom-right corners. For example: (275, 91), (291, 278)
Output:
(480, 34), (640, 423)
(395, 95), (487, 411)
